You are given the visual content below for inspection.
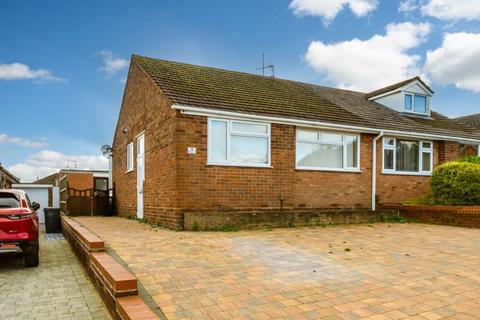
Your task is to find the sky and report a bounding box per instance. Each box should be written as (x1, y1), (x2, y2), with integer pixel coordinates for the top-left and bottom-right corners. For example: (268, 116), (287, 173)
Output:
(1, 0), (480, 182)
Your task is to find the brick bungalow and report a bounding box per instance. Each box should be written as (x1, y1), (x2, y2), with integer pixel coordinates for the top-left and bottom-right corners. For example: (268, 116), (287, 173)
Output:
(112, 55), (480, 229)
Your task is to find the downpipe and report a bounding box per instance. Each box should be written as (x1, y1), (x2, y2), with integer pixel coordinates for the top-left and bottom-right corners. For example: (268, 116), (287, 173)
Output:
(372, 131), (384, 212)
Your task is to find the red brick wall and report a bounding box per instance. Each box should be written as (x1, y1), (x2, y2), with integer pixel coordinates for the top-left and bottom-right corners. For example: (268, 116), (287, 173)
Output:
(67, 173), (94, 191)
(176, 116), (375, 211)
(112, 61), (179, 228)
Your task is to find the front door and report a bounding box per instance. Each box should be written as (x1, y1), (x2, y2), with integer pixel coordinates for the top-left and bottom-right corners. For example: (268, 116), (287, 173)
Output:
(136, 134), (145, 219)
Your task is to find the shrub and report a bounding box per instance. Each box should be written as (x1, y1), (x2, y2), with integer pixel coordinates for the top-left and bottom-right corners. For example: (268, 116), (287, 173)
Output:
(458, 156), (480, 164)
(430, 161), (480, 205)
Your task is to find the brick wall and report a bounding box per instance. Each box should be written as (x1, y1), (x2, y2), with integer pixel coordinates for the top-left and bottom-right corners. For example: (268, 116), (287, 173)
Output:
(380, 204), (480, 228)
(112, 61), (179, 228)
(67, 172), (94, 190)
(176, 116), (375, 211)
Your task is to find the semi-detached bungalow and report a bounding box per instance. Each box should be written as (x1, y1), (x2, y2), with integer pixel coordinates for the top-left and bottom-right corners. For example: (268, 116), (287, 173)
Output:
(112, 55), (480, 230)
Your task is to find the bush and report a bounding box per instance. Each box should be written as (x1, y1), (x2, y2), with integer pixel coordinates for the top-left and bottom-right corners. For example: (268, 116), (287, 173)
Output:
(458, 156), (480, 164)
(430, 161), (480, 205)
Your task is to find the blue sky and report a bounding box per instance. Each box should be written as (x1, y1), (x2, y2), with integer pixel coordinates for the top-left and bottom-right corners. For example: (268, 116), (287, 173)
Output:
(1, 0), (480, 181)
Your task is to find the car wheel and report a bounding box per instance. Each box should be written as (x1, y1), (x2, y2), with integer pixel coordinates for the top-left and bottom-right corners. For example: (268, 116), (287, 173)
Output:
(25, 250), (39, 267)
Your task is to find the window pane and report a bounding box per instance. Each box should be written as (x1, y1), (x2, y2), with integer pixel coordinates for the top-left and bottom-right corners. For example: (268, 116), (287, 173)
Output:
(210, 121), (227, 162)
(384, 149), (394, 170)
(414, 95), (426, 113)
(422, 142), (432, 149)
(297, 142), (343, 168)
(232, 122), (267, 134)
(346, 136), (358, 168)
(319, 133), (343, 144)
(384, 138), (395, 146)
(95, 178), (108, 191)
(297, 130), (318, 141)
(230, 136), (268, 164)
(405, 94), (412, 110)
(396, 140), (419, 172)
(422, 152), (431, 172)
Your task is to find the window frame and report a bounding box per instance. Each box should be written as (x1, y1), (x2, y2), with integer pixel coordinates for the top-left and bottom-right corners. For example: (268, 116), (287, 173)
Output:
(126, 142), (134, 173)
(382, 138), (433, 176)
(295, 129), (361, 172)
(207, 118), (271, 167)
(404, 92), (429, 115)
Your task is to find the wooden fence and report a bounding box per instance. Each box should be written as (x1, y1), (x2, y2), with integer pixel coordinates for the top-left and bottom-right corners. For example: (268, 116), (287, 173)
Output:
(62, 184), (114, 216)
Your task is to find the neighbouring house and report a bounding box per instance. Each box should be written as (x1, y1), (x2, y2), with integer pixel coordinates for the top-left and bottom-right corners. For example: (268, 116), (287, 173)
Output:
(35, 169), (110, 215)
(55, 169), (109, 214)
(112, 55), (480, 229)
(0, 163), (20, 189)
(455, 113), (480, 156)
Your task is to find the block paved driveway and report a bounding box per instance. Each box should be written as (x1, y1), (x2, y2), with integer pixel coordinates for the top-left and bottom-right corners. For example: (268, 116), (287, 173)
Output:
(0, 231), (111, 320)
(75, 217), (480, 320)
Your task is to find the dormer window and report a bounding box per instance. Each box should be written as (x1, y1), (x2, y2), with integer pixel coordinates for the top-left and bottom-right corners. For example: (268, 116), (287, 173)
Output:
(404, 93), (427, 114)
(367, 77), (433, 116)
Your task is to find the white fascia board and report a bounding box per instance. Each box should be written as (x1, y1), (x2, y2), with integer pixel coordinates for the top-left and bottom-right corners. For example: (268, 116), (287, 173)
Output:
(171, 104), (480, 144)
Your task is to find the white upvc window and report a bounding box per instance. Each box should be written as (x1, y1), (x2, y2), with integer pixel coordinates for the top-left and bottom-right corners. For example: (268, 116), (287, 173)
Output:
(296, 129), (360, 172)
(404, 93), (428, 115)
(382, 138), (433, 175)
(208, 118), (271, 167)
(126, 142), (134, 172)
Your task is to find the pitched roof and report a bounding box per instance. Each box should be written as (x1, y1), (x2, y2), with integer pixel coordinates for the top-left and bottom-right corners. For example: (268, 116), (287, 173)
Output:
(0, 164), (20, 183)
(365, 76), (434, 99)
(456, 113), (480, 129)
(132, 55), (480, 141)
(34, 172), (58, 185)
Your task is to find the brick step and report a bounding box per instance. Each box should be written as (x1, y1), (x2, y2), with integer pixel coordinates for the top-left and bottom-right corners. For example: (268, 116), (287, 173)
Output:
(117, 296), (159, 320)
(91, 252), (137, 294)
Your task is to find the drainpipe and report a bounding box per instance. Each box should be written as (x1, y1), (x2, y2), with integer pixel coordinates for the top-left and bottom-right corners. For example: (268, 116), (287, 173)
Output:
(372, 131), (384, 212)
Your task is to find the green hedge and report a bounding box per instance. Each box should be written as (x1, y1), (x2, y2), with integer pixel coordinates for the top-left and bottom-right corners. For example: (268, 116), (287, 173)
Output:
(458, 156), (480, 164)
(430, 161), (480, 205)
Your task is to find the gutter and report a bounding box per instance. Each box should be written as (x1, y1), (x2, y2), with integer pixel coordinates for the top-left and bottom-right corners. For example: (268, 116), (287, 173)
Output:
(371, 131), (384, 212)
(172, 104), (480, 143)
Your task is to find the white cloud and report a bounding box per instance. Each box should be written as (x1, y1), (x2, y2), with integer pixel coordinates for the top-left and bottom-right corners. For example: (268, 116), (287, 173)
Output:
(8, 150), (108, 182)
(98, 50), (128, 75)
(0, 63), (65, 82)
(304, 22), (432, 91)
(0, 134), (47, 148)
(424, 32), (480, 93)
(399, 0), (419, 12)
(422, 0), (480, 21)
(289, 0), (378, 24)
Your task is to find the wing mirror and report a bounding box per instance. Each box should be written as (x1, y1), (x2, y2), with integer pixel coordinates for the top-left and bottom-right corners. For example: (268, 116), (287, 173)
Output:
(31, 202), (40, 211)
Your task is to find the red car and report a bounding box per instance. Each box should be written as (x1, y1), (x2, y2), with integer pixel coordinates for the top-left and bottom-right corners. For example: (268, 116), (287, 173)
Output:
(0, 189), (40, 267)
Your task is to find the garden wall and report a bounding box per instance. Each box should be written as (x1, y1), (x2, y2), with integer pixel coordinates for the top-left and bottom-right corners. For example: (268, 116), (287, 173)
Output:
(379, 204), (480, 228)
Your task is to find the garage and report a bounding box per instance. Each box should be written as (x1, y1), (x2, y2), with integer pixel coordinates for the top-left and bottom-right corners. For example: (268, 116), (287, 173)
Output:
(11, 184), (59, 224)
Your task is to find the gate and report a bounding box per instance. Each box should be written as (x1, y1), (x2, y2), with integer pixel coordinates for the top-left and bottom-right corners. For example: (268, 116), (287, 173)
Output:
(65, 185), (114, 216)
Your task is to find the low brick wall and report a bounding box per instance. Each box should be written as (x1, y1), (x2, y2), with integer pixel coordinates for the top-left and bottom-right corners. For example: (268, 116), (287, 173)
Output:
(379, 204), (480, 228)
(184, 208), (377, 230)
(61, 215), (160, 320)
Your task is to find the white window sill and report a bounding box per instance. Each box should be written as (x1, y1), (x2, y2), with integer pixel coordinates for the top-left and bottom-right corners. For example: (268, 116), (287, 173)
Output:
(125, 169), (134, 173)
(382, 170), (432, 176)
(207, 162), (272, 168)
(296, 166), (362, 173)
